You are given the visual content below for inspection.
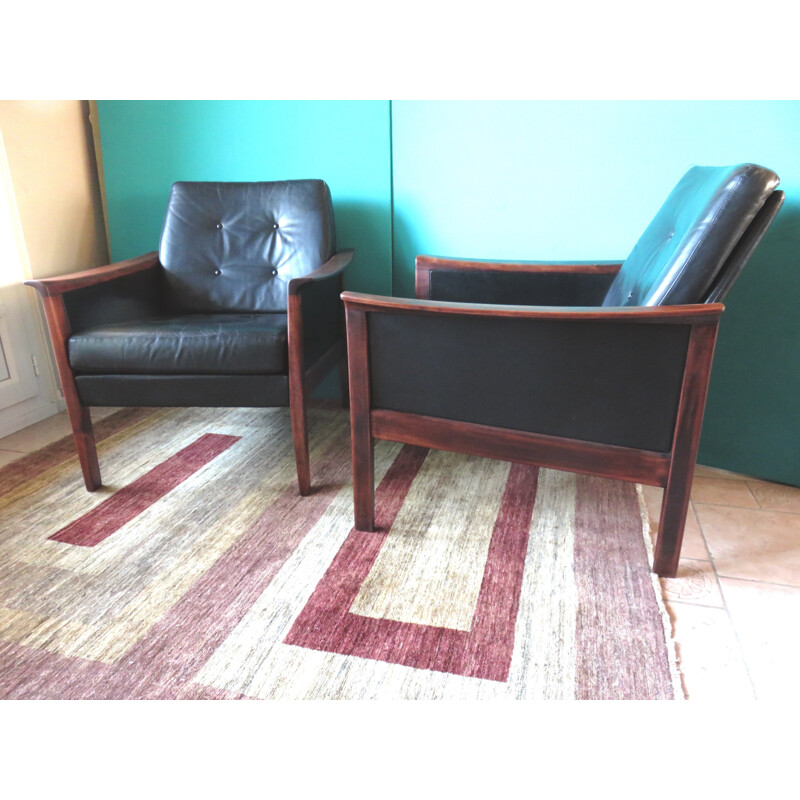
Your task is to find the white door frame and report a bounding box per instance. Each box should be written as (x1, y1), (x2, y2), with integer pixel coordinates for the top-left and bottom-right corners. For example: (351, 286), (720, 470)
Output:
(0, 127), (62, 439)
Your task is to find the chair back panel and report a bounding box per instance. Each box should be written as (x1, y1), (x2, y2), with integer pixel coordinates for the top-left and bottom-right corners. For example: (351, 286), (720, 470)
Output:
(603, 164), (780, 307)
(159, 180), (335, 313)
(703, 189), (784, 303)
(429, 270), (617, 306)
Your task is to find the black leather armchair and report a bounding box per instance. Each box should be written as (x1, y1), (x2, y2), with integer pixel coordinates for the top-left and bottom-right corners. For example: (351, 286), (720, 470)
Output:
(342, 164), (783, 577)
(26, 179), (353, 495)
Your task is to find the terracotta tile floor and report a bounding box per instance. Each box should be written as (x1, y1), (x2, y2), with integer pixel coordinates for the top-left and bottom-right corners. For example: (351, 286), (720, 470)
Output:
(1, 410), (798, 700)
(643, 465), (800, 701)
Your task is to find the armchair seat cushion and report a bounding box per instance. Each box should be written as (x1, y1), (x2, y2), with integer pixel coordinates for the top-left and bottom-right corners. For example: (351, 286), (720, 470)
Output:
(69, 313), (288, 376)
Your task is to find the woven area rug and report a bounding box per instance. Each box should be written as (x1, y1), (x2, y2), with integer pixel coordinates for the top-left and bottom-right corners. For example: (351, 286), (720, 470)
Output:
(0, 405), (683, 700)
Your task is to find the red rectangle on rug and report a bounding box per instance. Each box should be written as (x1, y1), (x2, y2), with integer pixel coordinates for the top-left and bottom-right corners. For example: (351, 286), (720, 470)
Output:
(49, 433), (240, 547)
(284, 445), (540, 682)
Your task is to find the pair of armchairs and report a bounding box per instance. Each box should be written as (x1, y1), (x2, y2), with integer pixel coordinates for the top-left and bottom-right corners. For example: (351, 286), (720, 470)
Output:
(27, 166), (782, 578)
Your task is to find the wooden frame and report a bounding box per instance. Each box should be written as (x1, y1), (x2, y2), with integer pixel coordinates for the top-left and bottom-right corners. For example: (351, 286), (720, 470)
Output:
(25, 252), (161, 491)
(287, 249), (352, 494)
(25, 249), (353, 496)
(343, 287), (722, 578)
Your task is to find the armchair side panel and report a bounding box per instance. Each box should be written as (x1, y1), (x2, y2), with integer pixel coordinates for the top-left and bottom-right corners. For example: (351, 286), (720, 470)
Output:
(366, 311), (691, 453)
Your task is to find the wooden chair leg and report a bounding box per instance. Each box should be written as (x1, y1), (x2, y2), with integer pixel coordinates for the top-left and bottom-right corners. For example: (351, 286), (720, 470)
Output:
(352, 427), (374, 531)
(345, 307), (374, 530)
(653, 474), (693, 578)
(67, 403), (102, 492)
(36, 294), (102, 491)
(338, 357), (350, 409)
(287, 293), (312, 496)
(653, 323), (718, 578)
(289, 387), (311, 496)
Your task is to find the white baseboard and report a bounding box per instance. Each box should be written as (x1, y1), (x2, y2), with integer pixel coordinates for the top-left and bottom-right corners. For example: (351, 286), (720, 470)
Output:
(0, 397), (62, 440)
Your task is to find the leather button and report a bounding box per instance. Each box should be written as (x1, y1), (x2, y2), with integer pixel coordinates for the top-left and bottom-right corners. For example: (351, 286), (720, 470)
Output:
(273, 223), (279, 229)
(271, 268), (278, 276)
(213, 268), (221, 276)
(216, 223), (223, 230)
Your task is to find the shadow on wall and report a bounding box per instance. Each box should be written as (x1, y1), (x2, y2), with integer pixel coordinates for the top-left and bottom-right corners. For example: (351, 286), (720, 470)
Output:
(330, 199), (392, 297)
(391, 210), (443, 299)
(105, 188), (173, 262)
(699, 201), (800, 486)
(81, 101), (110, 265)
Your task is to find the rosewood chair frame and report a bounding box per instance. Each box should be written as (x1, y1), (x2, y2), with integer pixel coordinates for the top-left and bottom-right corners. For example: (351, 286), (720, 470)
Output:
(26, 248), (353, 496)
(343, 258), (723, 579)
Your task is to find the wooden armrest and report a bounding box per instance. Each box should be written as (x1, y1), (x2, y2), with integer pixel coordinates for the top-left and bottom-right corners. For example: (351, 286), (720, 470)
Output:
(24, 252), (160, 297)
(288, 249), (354, 296)
(415, 255), (623, 274)
(341, 291), (724, 326)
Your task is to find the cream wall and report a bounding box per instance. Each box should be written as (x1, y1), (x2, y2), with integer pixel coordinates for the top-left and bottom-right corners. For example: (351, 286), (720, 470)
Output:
(0, 100), (108, 279)
(0, 100), (110, 435)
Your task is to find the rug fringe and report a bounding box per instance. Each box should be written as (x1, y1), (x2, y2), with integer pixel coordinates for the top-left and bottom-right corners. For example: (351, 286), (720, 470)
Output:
(635, 484), (687, 700)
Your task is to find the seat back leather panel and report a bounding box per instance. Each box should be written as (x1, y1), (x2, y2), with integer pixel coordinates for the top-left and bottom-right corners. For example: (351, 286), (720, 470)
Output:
(603, 164), (779, 307)
(159, 180), (335, 313)
(429, 270), (615, 306)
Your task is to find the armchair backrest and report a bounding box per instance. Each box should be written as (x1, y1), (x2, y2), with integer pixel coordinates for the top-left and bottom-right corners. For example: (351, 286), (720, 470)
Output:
(602, 164), (781, 307)
(158, 179), (336, 313)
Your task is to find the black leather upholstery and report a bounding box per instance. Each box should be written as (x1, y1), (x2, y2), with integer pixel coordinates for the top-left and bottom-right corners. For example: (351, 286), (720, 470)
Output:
(74, 374), (290, 408)
(159, 180), (335, 314)
(69, 313), (289, 375)
(704, 189), (785, 303)
(368, 311), (690, 452)
(297, 273), (347, 367)
(603, 164), (780, 307)
(429, 269), (616, 306)
(56, 179), (344, 409)
(63, 267), (162, 332)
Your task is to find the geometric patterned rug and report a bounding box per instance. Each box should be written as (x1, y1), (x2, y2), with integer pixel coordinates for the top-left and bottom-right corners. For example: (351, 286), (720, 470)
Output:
(0, 405), (683, 699)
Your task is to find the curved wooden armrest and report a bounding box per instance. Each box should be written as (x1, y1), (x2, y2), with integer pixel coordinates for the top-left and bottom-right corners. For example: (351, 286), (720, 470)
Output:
(415, 255), (623, 274)
(341, 291), (724, 326)
(24, 252), (160, 297)
(288, 249), (354, 296)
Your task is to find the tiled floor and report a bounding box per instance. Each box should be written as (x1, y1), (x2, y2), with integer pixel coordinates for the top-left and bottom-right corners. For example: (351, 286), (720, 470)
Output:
(1, 409), (798, 700)
(642, 468), (800, 701)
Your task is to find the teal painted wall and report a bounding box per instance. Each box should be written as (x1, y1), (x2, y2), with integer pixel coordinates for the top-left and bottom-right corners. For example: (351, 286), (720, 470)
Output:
(97, 100), (800, 486)
(97, 100), (392, 296)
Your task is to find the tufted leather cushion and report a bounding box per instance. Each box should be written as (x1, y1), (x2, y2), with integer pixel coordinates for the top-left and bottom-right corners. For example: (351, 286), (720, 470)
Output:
(158, 180), (335, 314)
(603, 164), (779, 307)
(68, 313), (289, 375)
